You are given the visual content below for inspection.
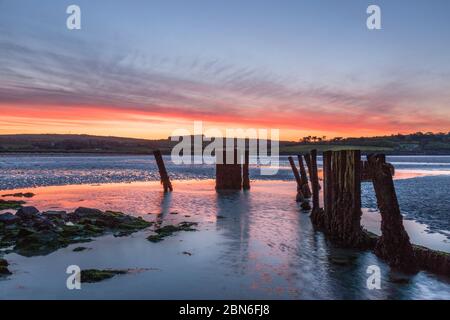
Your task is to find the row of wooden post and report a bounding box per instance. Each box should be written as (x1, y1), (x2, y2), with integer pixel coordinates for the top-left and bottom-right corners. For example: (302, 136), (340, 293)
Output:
(155, 147), (448, 275)
(289, 149), (448, 275)
(153, 149), (251, 192)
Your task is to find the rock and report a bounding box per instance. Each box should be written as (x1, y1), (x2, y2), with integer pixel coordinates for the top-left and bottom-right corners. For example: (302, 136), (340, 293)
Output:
(0, 258), (11, 275)
(80, 269), (127, 283)
(73, 207), (103, 218)
(43, 211), (68, 220)
(33, 217), (56, 231)
(0, 213), (19, 225)
(182, 251), (192, 256)
(73, 246), (89, 252)
(147, 222), (198, 243)
(16, 206), (39, 220)
(300, 201), (311, 211)
(2, 192), (35, 198)
(389, 272), (411, 284)
(0, 199), (25, 210)
(1, 206), (152, 257)
(113, 231), (131, 237)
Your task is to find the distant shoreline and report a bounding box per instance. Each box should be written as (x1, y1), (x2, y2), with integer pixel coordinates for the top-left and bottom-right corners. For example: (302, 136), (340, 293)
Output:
(1, 133), (450, 155)
(1, 151), (450, 156)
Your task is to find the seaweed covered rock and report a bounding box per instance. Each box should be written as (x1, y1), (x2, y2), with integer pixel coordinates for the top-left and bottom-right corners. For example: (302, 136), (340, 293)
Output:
(2, 192), (35, 198)
(80, 269), (127, 283)
(0, 207), (152, 257)
(0, 213), (19, 225)
(147, 222), (198, 243)
(16, 206), (40, 220)
(0, 199), (25, 210)
(0, 258), (11, 275)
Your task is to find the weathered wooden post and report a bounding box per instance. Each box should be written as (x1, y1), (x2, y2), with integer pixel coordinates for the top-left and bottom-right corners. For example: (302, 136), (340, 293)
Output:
(242, 149), (250, 190)
(216, 148), (242, 190)
(304, 152), (321, 191)
(288, 156), (305, 202)
(153, 149), (173, 192)
(309, 149), (323, 223)
(297, 155), (311, 198)
(367, 154), (418, 273)
(316, 150), (333, 229)
(321, 150), (370, 247)
(304, 153), (312, 178)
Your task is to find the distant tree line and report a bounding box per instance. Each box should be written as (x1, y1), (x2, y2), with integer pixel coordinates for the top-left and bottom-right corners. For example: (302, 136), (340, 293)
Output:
(297, 132), (450, 154)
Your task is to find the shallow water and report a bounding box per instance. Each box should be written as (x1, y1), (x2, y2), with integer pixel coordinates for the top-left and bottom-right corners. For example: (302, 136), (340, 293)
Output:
(1, 155), (450, 189)
(1, 180), (449, 300)
(1, 154), (449, 235)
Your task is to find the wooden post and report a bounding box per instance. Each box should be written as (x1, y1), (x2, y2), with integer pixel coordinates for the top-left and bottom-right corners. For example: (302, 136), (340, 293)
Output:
(304, 152), (320, 191)
(242, 149), (250, 190)
(322, 150), (370, 247)
(368, 154), (418, 273)
(304, 153), (312, 178)
(288, 156), (305, 202)
(297, 155), (311, 198)
(309, 149), (323, 221)
(288, 156), (302, 187)
(216, 149), (242, 190)
(319, 150), (333, 229)
(153, 150), (173, 192)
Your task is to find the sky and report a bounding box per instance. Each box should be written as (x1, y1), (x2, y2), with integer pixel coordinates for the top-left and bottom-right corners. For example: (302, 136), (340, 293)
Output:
(0, 0), (449, 141)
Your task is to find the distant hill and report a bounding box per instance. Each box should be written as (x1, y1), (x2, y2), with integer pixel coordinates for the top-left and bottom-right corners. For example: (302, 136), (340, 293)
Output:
(0, 134), (174, 154)
(0, 132), (449, 155)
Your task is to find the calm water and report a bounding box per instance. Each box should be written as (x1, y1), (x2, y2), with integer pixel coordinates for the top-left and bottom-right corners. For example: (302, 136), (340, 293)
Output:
(1, 181), (449, 299)
(1, 155), (449, 234)
(0, 155), (449, 299)
(1, 155), (450, 189)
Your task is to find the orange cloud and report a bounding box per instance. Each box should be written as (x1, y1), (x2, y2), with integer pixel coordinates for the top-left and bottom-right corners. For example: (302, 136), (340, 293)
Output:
(1, 102), (449, 140)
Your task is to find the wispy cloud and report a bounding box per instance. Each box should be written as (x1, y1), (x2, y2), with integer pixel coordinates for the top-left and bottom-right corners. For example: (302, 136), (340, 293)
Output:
(1, 29), (449, 138)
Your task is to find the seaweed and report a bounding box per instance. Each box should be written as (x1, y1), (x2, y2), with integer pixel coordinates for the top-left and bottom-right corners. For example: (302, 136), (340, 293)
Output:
(80, 269), (127, 283)
(147, 222), (198, 243)
(2, 193), (35, 198)
(0, 199), (25, 210)
(0, 207), (153, 258)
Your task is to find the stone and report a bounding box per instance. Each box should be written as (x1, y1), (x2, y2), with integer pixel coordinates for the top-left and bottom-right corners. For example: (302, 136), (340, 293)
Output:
(73, 246), (89, 252)
(16, 206), (39, 220)
(300, 201), (311, 211)
(0, 212), (19, 225)
(1, 206), (152, 257)
(2, 192), (35, 198)
(0, 199), (25, 210)
(147, 222), (198, 243)
(43, 211), (68, 220)
(80, 269), (127, 283)
(0, 258), (11, 275)
(73, 207), (103, 218)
